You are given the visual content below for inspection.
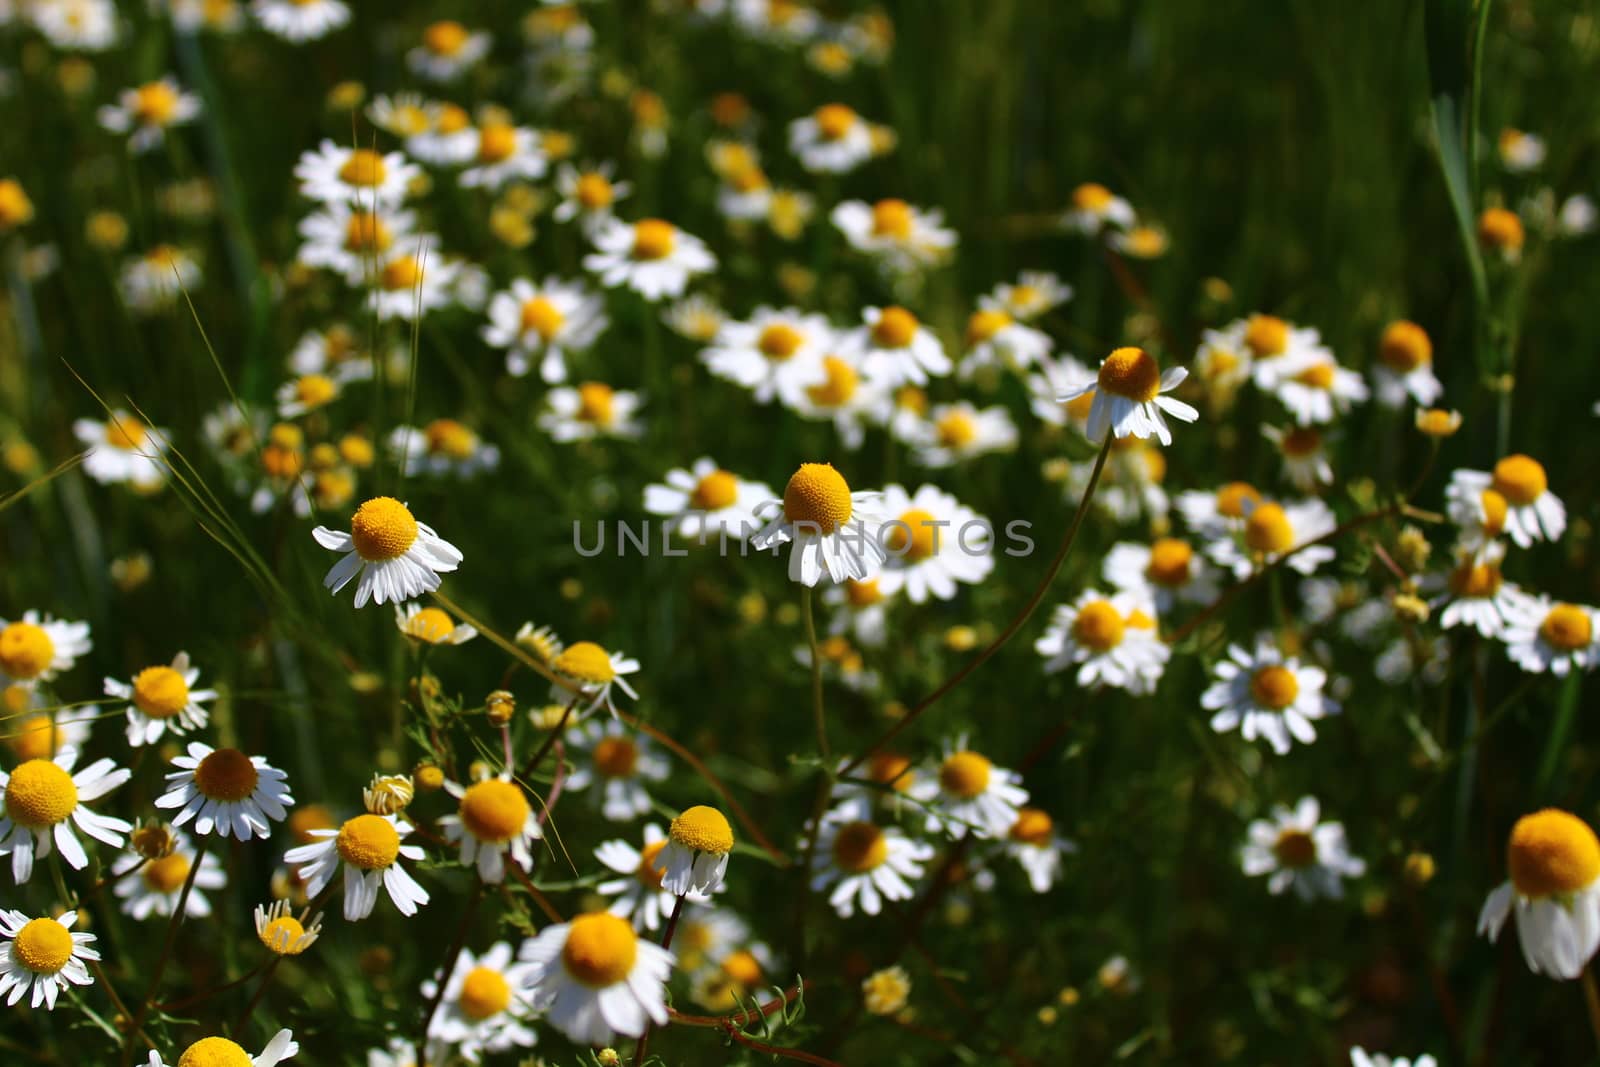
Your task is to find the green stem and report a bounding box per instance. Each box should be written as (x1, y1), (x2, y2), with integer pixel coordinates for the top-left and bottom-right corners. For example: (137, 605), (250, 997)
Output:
(1533, 670), (1583, 800)
(801, 586), (828, 759)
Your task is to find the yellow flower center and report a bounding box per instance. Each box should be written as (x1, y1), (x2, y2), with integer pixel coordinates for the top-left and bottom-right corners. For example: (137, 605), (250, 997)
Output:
(194, 748), (259, 802)
(258, 915), (308, 954)
(868, 752), (913, 792)
(670, 805), (734, 854)
(1279, 427), (1321, 458)
(592, 736), (639, 779)
(343, 211), (392, 254)
(1145, 538), (1193, 587)
(939, 751), (992, 799)
(7, 712), (64, 762)
(1126, 607), (1157, 631)
(404, 607), (458, 643)
(1379, 321), (1431, 371)
(1216, 481), (1262, 520)
(132, 665), (191, 719)
(814, 103), (857, 141)
(723, 949), (763, 986)
(758, 323), (804, 360)
(1540, 604), (1593, 652)
(1244, 315), (1289, 358)
(178, 1037), (253, 1067)
(261, 443), (303, 481)
(0, 622), (55, 680)
(635, 839), (668, 887)
(871, 198), (913, 238)
(1416, 409), (1461, 437)
(1097, 346), (1161, 402)
(424, 418), (477, 459)
(1491, 454), (1547, 506)
(1072, 182), (1114, 212)
(349, 496), (420, 561)
(936, 410), (977, 448)
(553, 641), (616, 684)
(424, 19), (469, 55)
(336, 814), (401, 870)
(1295, 362), (1336, 390)
(845, 579), (883, 607)
(870, 307), (918, 349)
(1249, 665), (1300, 710)
(886, 508), (939, 562)
(576, 382), (615, 425)
(1448, 561), (1503, 599)
(1480, 489), (1508, 535)
(1508, 809), (1600, 898)
(338, 149), (388, 188)
(142, 852), (191, 893)
(0, 180), (33, 229)
(477, 124), (517, 164)
(806, 356), (858, 407)
(458, 966), (512, 1020)
(4, 759), (77, 827)
(434, 103), (471, 134)
(561, 912), (639, 988)
(632, 219), (676, 260)
(460, 779), (530, 843)
(295, 373), (338, 409)
(1244, 503), (1295, 555)
(12, 918), (72, 975)
(966, 308), (1011, 345)
(691, 470), (740, 511)
(575, 172), (614, 209)
(1478, 207), (1524, 251)
(520, 296), (565, 340)
(896, 386), (929, 414)
(134, 81), (181, 125)
(831, 821), (889, 872)
(1123, 226), (1167, 257)
(102, 414), (147, 449)
(730, 165), (769, 193)
(380, 254), (422, 292)
(782, 463), (853, 533)
(1009, 808), (1054, 847)
(1071, 600), (1125, 653)
(1273, 829), (1317, 869)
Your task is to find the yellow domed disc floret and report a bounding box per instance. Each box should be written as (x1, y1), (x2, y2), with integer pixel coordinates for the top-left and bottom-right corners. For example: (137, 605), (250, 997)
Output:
(1145, 538), (1193, 587)
(635, 839), (668, 887)
(0, 622), (55, 681)
(831, 821), (888, 872)
(349, 497), (420, 562)
(178, 1037), (254, 1067)
(632, 219), (676, 261)
(336, 814), (401, 870)
(782, 463), (853, 533)
(4, 759), (77, 828)
(520, 297), (564, 341)
(1097, 346), (1161, 402)
(338, 149), (388, 188)
(460, 779), (530, 844)
(870, 307), (918, 349)
(1244, 503), (1295, 555)
(1249, 666), (1300, 710)
(562, 912), (639, 988)
(12, 918), (72, 975)
(1009, 808), (1054, 847)
(458, 967), (512, 1020)
(938, 751), (992, 799)
(405, 607), (458, 644)
(592, 736), (638, 779)
(1508, 809), (1600, 899)
(553, 641), (615, 685)
(1491, 454), (1547, 507)
(670, 805), (734, 855)
(193, 748), (259, 803)
(142, 853), (191, 894)
(758, 323), (804, 361)
(1071, 600), (1125, 653)
(1273, 829), (1317, 868)
(691, 470), (740, 511)
(132, 665), (190, 719)
(1541, 604), (1594, 652)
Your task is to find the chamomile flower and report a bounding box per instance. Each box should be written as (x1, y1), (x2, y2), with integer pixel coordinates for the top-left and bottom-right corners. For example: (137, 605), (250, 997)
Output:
(810, 816), (934, 917)
(111, 832), (225, 919)
(595, 824), (711, 932)
(147, 1032), (299, 1067)
(1350, 1050), (1437, 1067)
(104, 651), (218, 747)
(254, 899), (322, 955)
(519, 912), (674, 1047)
(458, 122), (547, 189)
(822, 578), (893, 648)
(1062, 182), (1134, 235)
(788, 103), (874, 173)
(31, 0), (119, 50)
(1479, 809), (1600, 979)
(1273, 353), (1369, 425)
(1372, 320), (1442, 408)
(1109, 223), (1170, 259)
(1101, 537), (1218, 612)
(701, 307), (831, 406)
(284, 812), (429, 921)
(643, 457), (773, 542)
(0, 611), (91, 689)
(874, 483), (993, 603)
(422, 943), (539, 1061)
(2, 705), (94, 763)
(482, 276), (608, 382)
(0, 748), (129, 881)
(1062, 346), (1197, 446)
(1026, 355), (1097, 429)
(549, 641), (640, 715)
(566, 718), (668, 821)
(1498, 127), (1547, 173)
(660, 805), (735, 896)
(1241, 796), (1365, 900)
(296, 200), (416, 284)
(394, 603), (477, 646)
(0, 910), (97, 1010)
(908, 738), (1029, 840)
(1447, 455), (1566, 548)
(541, 382), (647, 442)
(1035, 590), (1169, 695)
(830, 197), (957, 272)
(908, 402), (1018, 467)
(787, 354), (886, 450)
(750, 462), (889, 586)
(1176, 482), (1265, 539)
(553, 162), (631, 233)
(958, 304), (1052, 378)
(313, 496), (463, 609)
(662, 293), (727, 342)
(840, 305), (950, 388)
(989, 271), (1072, 322)
(406, 20), (492, 82)
(73, 410), (169, 488)
(387, 419), (500, 479)
(716, 163), (773, 221)
(407, 102), (479, 165)
(584, 217), (716, 301)
(367, 237), (462, 321)
(295, 141), (418, 206)
(1257, 425), (1332, 492)
(440, 772), (540, 883)
(1206, 498), (1338, 579)
(1003, 808), (1076, 893)
(1480, 207), (1526, 262)
(1202, 639), (1340, 754)
(1502, 597), (1599, 675)
(119, 244), (202, 314)
(1430, 542), (1531, 637)
(365, 93), (431, 139)
(366, 1037), (444, 1067)
(275, 364), (370, 419)
(155, 743), (292, 840)
(253, 0), (345, 39)
(97, 77), (200, 154)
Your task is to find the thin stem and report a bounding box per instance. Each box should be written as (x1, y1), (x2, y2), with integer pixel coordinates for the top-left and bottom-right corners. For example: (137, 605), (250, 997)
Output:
(802, 585), (828, 759)
(634, 895), (686, 1066)
(519, 691), (580, 780)
(1582, 967), (1600, 1055)
(417, 881), (483, 1067)
(124, 836), (210, 1059)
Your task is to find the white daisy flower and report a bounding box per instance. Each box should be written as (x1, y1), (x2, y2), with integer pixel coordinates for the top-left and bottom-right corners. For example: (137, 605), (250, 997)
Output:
(1273, 353), (1369, 425)
(366, 237), (462, 322)
(1102, 537), (1218, 613)
(1026, 355), (1097, 429)
(285, 323), (378, 378)
(1191, 324), (1254, 398)
(1175, 481), (1265, 540)
(566, 718), (669, 821)
(154, 743), (292, 841)
(840, 305), (951, 388)
(552, 162), (631, 234)
(365, 93), (432, 139)
(422, 943), (539, 1062)
(30, 0), (119, 51)
(583, 217), (716, 301)
(390, 603), (476, 648)
(548, 641), (641, 717)
(1262, 424), (1334, 491)
(595, 824), (711, 932)
(1558, 194), (1597, 237)
(785, 353), (886, 450)
(0, 611), (91, 689)
(440, 772), (540, 884)
(458, 122), (547, 189)
(539, 382), (645, 442)
(313, 496), (463, 609)
(1241, 796), (1365, 900)
(1202, 638), (1340, 755)
(284, 812), (429, 922)
(254, 899), (322, 956)
(111, 831), (225, 920)
(275, 363), (372, 419)
(1062, 346), (1197, 446)
(0, 748), (130, 882)
(118, 244), (202, 315)
(788, 103), (874, 174)
(643, 457), (774, 543)
(908, 737), (1029, 840)
(1350, 1049), (1436, 1067)
(1206, 498), (1338, 580)
(1430, 542), (1532, 638)
(793, 636), (880, 694)
(1479, 808), (1600, 979)
(1372, 320), (1442, 408)
(406, 102), (480, 166)
(1498, 127), (1547, 173)
(387, 419), (499, 479)
(97, 77), (200, 154)
(989, 271), (1072, 322)
(822, 579), (893, 648)
(104, 651), (218, 747)
(519, 912), (674, 1047)
(147, 1032), (298, 1067)
(481, 276), (608, 383)
(958, 304), (1052, 379)
(1109, 223), (1170, 259)
(1231, 314), (1329, 390)
(366, 1037), (444, 1067)
(750, 462), (889, 587)
(659, 805), (735, 896)
(406, 20), (492, 82)
(716, 165), (773, 222)
(1035, 590), (1169, 695)
(1502, 597), (1599, 676)
(0, 910), (97, 1010)
(810, 816), (934, 917)
(295, 141), (418, 206)
(907, 402), (1017, 467)
(830, 197), (957, 273)
(874, 483), (993, 604)
(1062, 182), (1135, 234)
(1003, 808), (1077, 893)
(295, 200), (416, 284)
(70, 410), (170, 489)
(700, 306), (831, 406)
(1446, 455), (1566, 548)
(253, 0), (346, 41)
(662, 292), (727, 343)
